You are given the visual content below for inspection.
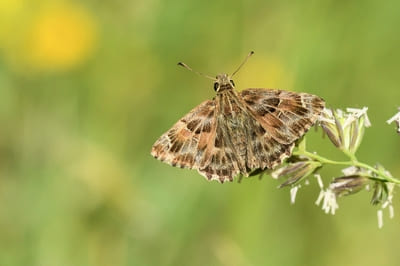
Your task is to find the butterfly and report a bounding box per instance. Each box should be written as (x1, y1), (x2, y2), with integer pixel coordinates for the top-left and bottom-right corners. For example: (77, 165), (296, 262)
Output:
(151, 52), (325, 183)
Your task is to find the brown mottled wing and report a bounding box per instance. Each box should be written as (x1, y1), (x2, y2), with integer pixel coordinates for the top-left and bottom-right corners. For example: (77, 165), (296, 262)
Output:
(196, 123), (242, 183)
(151, 100), (216, 170)
(151, 99), (245, 183)
(197, 91), (302, 182)
(239, 89), (325, 145)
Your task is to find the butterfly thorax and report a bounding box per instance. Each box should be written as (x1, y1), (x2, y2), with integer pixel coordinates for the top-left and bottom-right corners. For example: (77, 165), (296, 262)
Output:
(215, 73), (235, 93)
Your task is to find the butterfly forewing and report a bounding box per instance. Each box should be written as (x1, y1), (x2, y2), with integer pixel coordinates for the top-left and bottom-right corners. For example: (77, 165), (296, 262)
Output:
(239, 89), (325, 145)
(151, 100), (217, 170)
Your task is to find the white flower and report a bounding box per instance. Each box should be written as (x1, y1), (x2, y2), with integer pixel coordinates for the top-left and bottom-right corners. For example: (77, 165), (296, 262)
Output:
(318, 108), (335, 124)
(271, 167), (284, 179)
(387, 108), (400, 134)
(389, 205), (394, 219)
(290, 185), (300, 204)
(315, 188), (339, 215)
(386, 107), (400, 124)
(315, 174), (324, 189)
(319, 107), (370, 153)
(376, 182), (395, 228)
(341, 165), (372, 177)
(341, 166), (359, 176)
(313, 174), (339, 215)
(377, 209), (383, 229)
(345, 107), (371, 128)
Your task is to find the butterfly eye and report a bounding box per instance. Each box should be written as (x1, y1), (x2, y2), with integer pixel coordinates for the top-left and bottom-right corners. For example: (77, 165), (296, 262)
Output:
(230, 80), (235, 86)
(214, 82), (219, 91)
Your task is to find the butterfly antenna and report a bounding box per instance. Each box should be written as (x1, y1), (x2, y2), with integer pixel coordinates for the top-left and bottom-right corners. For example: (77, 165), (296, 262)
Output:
(177, 62), (216, 81)
(231, 51), (254, 77)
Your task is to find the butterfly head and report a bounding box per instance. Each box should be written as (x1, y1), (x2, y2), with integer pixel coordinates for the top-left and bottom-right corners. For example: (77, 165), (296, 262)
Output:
(178, 51), (254, 94)
(214, 74), (235, 92)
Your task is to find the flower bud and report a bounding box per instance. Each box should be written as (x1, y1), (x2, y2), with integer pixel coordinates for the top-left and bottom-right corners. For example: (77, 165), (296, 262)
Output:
(319, 107), (370, 154)
(272, 161), (321, 188)
(319, 109), (342, 148)
(371, 181), (388, 205)
(330, 175), (369, 197)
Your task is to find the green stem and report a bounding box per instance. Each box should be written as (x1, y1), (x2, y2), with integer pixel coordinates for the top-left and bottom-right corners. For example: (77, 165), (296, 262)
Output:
(293, 150), (400, 185)
(293, 150), (351, 165)
(342, 149), (357, 163)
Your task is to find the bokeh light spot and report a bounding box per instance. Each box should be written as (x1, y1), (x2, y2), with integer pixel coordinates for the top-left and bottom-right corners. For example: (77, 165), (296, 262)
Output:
(26, 4), (97, 71)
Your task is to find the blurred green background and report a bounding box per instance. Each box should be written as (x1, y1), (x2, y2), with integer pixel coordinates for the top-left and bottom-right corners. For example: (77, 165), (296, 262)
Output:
(1, 0), (400, 265)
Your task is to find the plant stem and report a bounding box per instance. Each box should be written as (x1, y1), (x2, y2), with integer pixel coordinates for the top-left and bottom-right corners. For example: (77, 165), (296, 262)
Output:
(293, 150), (351, 165)
(293, 150), (400, 185)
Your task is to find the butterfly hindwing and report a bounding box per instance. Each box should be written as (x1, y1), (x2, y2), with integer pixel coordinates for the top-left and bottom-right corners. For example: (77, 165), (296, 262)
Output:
(240, 89), (325, 145)
(197, 125), (241, 183)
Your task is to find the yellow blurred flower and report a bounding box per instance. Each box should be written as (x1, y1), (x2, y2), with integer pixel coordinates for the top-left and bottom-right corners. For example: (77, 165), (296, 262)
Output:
(24, 4), (97, 71)
(0, 2), (97, 72)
